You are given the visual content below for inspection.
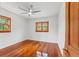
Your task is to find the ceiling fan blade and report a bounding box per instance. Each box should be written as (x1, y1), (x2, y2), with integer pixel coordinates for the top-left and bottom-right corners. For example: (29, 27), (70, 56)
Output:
(21, 13), (31, 16)
(30, 5), (33, 9)
(19, 7), (27, 11)
(32, 10), (41, 13)
(21, 13), (28, 14)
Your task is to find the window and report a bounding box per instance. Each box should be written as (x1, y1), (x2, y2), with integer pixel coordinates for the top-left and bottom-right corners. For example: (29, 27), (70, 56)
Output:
(0, 15), (11, 32)
(36, 22), (49, 32)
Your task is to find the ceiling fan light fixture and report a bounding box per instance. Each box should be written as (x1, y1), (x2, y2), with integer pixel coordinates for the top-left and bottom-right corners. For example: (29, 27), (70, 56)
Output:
(28, 12), (32, 15)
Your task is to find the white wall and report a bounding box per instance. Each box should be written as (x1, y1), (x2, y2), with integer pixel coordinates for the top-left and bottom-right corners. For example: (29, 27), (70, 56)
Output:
(58, 3), (65, 55)
(0, 7), (29, 49)
(28, 16), (59, 43)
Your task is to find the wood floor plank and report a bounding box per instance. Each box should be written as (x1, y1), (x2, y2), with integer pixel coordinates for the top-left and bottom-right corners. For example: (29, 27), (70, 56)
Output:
(0, 40), (62, 57)
(0, 40), (32, 56)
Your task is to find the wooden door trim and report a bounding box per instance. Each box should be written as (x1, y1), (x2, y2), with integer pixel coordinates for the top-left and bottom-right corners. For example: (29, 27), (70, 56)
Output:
(64, 2), (70, 56)
(65, 2), (70, 48)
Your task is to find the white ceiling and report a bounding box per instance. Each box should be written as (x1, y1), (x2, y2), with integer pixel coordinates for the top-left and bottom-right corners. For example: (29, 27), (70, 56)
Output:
(0, 2), (62, 18)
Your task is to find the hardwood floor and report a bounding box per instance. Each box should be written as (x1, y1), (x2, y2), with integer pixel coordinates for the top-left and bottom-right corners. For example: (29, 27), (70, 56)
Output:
(0, 40), (62, 57)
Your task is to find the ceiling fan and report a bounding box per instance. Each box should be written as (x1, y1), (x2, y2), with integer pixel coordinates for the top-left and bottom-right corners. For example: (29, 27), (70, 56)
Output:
(19, 5), (41, 16)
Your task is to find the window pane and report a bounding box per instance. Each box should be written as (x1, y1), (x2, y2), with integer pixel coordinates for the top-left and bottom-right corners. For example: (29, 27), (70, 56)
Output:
(0, 24), (3, 31)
